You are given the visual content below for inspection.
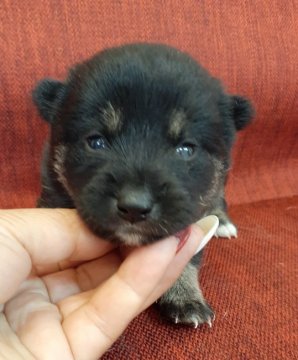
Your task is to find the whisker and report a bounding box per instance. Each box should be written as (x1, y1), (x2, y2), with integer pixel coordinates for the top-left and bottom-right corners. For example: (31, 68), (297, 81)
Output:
(158, 222), (169, 235)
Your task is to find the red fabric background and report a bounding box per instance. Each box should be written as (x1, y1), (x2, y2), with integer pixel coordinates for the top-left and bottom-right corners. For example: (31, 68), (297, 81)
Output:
(0, 1), (297, 359)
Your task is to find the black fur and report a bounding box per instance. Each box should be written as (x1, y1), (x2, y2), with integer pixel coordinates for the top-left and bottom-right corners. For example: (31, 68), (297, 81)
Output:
(34, 43), (254, 325)
(33, 79), (66, 124)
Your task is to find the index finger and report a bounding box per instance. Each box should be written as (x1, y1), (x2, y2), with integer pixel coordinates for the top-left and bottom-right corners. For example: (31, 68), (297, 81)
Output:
(62, 225), (203, 359)
(0, 208), (114, 303)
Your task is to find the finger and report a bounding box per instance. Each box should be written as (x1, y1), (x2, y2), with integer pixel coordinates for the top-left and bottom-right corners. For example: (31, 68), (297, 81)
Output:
(141, 224), (204, 310)
(55, 226), (202, 318)
(62, 231), (201, 360)
(4, 278), (73, 360)
(58, 226), (202, 318)
(43, 250), (121, 303)
(0, 209), (115, 303)
(0, 313), (35, 360)
(0, 208), (114, 264)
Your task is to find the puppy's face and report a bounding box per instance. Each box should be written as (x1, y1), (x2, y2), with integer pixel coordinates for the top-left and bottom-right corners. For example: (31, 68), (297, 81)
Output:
(34, 44), (253, 245)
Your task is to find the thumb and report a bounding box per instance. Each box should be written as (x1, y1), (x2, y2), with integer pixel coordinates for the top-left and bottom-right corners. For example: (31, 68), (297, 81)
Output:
(62, 228), (202, 359)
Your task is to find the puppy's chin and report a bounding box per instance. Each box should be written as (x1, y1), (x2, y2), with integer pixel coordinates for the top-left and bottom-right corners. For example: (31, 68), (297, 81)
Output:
(114, 228), (152, 246)
(113, 224), (167, 246)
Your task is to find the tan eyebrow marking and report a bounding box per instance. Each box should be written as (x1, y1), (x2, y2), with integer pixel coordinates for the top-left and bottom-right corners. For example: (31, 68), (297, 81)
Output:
(101, 102), (122, 132)
(168, 110), (186, 139)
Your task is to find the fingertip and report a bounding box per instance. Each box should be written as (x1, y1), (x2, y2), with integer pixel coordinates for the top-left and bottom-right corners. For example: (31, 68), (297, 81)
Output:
(195, 215), (219, 254)
(175, 223), (204, 257)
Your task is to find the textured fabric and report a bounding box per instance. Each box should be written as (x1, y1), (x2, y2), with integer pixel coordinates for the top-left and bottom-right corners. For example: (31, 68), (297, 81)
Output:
(0, 1), (297, 359)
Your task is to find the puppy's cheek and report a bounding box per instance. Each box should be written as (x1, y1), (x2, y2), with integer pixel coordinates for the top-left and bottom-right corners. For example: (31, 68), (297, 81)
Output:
(74, 186), (116, 231)
(197, 157), (225, 207)
(158, 189), (199, 233)
(52, 145), (74, 196)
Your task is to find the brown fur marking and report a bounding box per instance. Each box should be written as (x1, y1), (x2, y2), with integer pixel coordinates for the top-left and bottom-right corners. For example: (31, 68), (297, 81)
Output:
(168, 110), (186, 139)
(101, 102), (122, 132)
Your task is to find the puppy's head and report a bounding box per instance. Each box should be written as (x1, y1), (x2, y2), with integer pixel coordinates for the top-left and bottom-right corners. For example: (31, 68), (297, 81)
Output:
(33, 44), (254, 245)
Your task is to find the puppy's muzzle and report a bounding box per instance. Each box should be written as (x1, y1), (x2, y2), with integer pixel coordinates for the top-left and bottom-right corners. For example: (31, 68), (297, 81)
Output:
(117, 187), (154, 223)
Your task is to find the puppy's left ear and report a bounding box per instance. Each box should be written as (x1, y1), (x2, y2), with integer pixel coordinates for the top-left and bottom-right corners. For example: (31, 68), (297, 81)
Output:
(231, 95), (255, 131)
(32, 78), (67, 124)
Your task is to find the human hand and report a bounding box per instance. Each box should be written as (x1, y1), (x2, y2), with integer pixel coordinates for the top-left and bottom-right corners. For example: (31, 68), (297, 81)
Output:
(0, 208), (205, 360)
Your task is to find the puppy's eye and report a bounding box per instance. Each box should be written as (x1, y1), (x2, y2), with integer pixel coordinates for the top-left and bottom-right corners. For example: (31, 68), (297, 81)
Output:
(87, 135), (106, 150)
(176, 143), (196, 160)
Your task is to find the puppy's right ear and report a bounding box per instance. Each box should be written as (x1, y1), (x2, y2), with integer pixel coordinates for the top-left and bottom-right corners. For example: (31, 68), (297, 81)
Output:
(32, 79), (66, 124)
(231, 95), (255, 131)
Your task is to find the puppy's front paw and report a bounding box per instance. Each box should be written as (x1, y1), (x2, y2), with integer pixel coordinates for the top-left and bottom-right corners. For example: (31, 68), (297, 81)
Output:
(215, 221), (237, 239)
(159, 298), (214, 328)
(158, 263), (214, 328)
(209, 207), (238, 239)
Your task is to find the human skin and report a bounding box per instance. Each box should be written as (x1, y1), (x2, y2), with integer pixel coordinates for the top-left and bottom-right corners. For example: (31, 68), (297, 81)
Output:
(0, 208), (203, 360)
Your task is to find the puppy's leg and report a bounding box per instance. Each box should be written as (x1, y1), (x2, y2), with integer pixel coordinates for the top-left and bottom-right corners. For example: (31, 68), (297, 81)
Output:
(211, 195), (237, 239)
(203, 158), (237, 239)
(157, 253), (214, 327)
(202, 174), (237, 239)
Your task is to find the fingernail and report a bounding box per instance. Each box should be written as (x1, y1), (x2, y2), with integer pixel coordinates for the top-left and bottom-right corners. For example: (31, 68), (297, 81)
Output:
(195, 215), (219, 254)
(175, 226), (191, 253)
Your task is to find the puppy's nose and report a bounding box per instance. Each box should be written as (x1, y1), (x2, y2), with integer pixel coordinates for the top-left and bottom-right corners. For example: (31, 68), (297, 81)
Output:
(117, 189), (153, 223)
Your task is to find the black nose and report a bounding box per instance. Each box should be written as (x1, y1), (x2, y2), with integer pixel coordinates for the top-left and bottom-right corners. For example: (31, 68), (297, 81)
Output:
(117, 189), (153, 223)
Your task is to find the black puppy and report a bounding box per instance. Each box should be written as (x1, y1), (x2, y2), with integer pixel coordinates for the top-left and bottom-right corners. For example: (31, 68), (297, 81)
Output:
(33, 43), (254, 327)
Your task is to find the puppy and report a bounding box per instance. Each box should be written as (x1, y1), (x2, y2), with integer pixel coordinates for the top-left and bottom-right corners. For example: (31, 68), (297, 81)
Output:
(33, 43), (254, 327)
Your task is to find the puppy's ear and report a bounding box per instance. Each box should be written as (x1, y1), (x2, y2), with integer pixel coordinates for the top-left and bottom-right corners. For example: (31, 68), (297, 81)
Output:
(32, 79), (66, 124)
(231, 95), (255, 131)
